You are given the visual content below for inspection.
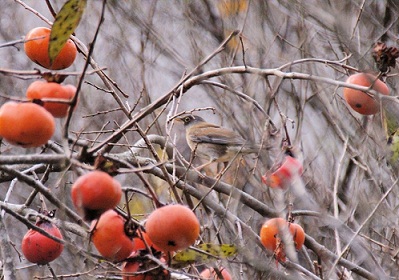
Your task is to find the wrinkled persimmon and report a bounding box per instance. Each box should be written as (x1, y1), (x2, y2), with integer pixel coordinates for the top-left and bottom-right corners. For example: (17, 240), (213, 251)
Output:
(260, 218), (305, 262)
(343, 73), (389, 115)
(0, 102), (55, 147)
(145, 204), (200, 252)
(91, 210), (134, 262)
(21, 219), (64, 265)
(24, 27), (77, 70)
(26, 80), (76, 118)
(71, 170), (122, 221)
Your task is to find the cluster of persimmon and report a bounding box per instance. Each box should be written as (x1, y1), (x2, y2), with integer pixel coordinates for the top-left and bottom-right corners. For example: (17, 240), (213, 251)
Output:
(17, 26), (77, 266)
(261, 152), (305, 262)
(0, 27), (77, 148)
(259, 56), (391, 266)
(260, 153), (305, 262)
(69, 169), (202, 278)
(122, 204), (200, 279)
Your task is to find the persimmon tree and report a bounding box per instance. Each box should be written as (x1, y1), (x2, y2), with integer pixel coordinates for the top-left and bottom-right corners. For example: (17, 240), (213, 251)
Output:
(0, 1), (399, 279)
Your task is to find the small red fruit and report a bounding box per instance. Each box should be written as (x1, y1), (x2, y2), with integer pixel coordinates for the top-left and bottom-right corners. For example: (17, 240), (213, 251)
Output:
(262, 156), (303, 190)
(343, 73), (389, 115)
(21, 219), (64, 265)
(200, 267), (232, 280)
(0, 102), (55, 147)
(91, 210), (134, 262)
(145, 204), (200, 252)
(24, 27), (77, 70)
(26, 80), (76, 118)
(71, 170), (122, 221)
(260, 218), (305, 262)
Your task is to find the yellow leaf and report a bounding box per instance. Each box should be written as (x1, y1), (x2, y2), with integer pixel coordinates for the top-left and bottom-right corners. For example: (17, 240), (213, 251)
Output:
(173, 243), (237, 265)
(49, 0), (86, 63)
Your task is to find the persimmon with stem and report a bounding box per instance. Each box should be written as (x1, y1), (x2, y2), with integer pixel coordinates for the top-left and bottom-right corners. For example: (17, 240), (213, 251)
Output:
(21, 210), (64, 265)
(91, 210), (134, 262)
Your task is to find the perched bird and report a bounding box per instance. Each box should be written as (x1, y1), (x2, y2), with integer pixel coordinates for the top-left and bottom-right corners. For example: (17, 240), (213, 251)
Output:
(175, 114), (260, 169)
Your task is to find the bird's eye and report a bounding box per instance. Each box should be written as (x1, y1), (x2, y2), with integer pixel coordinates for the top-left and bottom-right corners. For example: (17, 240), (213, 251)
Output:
(184, 117), (191, 123)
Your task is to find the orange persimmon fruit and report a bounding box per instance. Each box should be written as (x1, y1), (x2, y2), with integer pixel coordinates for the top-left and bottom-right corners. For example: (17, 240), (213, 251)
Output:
(145, 204), (200, 252)
(0, 102), (55, 147)
(260, 218), (305, 262)
(24, 27), (77, 70)
(343, 73), (389, 115)
(26, 80), (76, 118)
(71, 171), (122, 221)
(91, 210), (134, 262)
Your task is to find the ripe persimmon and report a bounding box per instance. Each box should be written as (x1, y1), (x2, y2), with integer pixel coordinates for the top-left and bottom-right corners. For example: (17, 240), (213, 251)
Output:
(91, 210), (134, 262)
(200, 267), (232, 280)
(21, 219), (64, 265)
(26, 80), (76, 118)
(24, 27), (77, 70)
(260, 218), (305, 262)
(262, 156), (303, 190)
(145, 204), (200, 252)
(343, 73), (389, 115)
(71, 170), (122, 221)
(122, 253), (170, 280)
(0, 102), (55, 147)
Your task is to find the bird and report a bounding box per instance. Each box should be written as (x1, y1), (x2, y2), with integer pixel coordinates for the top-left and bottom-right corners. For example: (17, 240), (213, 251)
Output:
(175, 114), (260, 169)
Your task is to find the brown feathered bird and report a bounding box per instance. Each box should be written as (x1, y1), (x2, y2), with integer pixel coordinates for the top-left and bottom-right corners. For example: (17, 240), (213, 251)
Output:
(175, 114), (260, 169)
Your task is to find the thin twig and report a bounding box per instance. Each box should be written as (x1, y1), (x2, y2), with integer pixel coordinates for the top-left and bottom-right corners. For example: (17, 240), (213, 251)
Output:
(326, 179), (398, 278)
(63, 0), (108, 139)
(333, 137), (349, 256)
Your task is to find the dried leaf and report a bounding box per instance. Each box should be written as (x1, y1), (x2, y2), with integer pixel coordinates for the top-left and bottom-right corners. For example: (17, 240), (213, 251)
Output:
(372, 42), (399, 72)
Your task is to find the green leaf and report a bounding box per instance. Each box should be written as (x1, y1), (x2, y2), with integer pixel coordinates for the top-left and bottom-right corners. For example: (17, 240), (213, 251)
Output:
(172, 244), (237, 266)
(49, 0), (86, 64)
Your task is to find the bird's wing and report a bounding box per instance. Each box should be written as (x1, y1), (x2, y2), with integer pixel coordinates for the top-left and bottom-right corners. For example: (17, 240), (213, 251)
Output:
(188, 124), (247, 146)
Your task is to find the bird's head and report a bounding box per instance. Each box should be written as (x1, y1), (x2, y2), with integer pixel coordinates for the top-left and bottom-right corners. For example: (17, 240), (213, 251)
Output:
(175, 114), (205, 127)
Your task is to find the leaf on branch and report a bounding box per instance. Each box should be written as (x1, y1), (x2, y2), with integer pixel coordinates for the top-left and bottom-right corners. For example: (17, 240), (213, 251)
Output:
(172, 243), (237, 266)
(49, 0), (87, 64)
